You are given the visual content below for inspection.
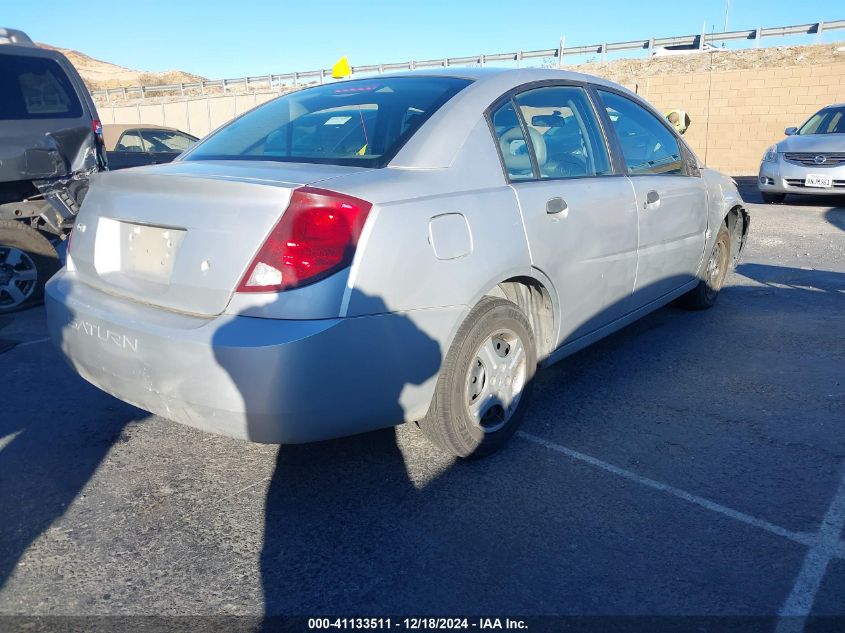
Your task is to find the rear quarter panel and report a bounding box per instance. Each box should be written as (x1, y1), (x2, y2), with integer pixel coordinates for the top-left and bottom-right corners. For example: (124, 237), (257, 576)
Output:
(320, 118), (534, 422)
(328, 118), (533, 317)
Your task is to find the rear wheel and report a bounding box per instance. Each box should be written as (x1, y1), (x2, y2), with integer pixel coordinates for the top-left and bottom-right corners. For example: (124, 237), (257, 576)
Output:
(762, 192), (785, 204)
(677, 224), (731, 311)
(418, 297), (537, 458)
(0, 220), (61, 314)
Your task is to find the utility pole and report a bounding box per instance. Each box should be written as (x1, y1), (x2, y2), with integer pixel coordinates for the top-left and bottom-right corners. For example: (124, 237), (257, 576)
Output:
(723, 0), (730, 32)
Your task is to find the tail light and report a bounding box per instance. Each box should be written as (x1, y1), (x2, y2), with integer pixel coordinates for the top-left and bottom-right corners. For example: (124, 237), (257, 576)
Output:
(237, 186), (372, 293)
(92, 119), (103, 142)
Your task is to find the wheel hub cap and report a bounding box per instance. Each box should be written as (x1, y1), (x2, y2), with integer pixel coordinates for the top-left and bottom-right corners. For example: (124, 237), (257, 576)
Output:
(465, 329), (527, 433)
(0, 246), (38, 308)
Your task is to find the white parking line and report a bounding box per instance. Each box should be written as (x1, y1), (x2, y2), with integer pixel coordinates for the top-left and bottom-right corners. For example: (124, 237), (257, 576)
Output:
(10, 336), (51, 348)
(776, 470), (845, 629)
(518, 431), (845, 629)
(517, 431), (822, 548)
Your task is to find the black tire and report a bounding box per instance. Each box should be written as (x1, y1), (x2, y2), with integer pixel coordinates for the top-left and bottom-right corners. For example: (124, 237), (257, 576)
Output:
(677, 224), (731, 311)
(418, 297), (537, 458)
(0, 220), (61, 314)
(762, 192), (785, 204)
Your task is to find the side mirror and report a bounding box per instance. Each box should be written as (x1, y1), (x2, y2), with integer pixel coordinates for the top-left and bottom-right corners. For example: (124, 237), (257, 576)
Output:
(784, 127), (798, 136)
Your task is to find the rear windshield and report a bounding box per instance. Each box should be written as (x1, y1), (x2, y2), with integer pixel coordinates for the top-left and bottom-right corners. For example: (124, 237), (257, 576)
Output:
(0, 55), (84, 120)
(797, 106), (845, 135)
(184, 76), (472, 168)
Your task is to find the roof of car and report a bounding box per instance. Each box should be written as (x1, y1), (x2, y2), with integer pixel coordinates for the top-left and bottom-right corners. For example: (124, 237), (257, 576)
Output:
(0, 28), (35, 46)
(381, 68), (644, 169)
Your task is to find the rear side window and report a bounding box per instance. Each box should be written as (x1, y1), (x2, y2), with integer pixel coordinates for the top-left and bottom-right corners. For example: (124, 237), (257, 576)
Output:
(598, 90), (684, 176)
(185, 76), (472, 168)
(514, 85), (612, 179)
(0, 55), (83, 120)
(490, 101), (533, 181)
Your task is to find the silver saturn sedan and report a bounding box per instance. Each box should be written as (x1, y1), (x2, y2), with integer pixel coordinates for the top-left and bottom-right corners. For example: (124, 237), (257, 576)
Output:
(758, 103), (845, 203)
(46, 68), (749, 458)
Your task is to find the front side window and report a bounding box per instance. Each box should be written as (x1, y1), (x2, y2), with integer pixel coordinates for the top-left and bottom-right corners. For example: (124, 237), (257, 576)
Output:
(514, 85), (612, 179)
(798, 107), (845, 135)
(0, 55), (83, 120)
(599, 90), (684, 176)
(185, 76), (471, 168)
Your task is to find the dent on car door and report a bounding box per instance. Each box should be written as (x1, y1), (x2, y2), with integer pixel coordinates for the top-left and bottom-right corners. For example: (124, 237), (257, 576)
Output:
(492, 84), (639, 346)
(598, 89), (707, 305)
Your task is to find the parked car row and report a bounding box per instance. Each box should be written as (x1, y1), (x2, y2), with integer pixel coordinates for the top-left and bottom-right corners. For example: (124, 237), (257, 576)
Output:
(0, 28), (197, 314)
(8, 23), (842, 457)
(45, 69), (749, 457)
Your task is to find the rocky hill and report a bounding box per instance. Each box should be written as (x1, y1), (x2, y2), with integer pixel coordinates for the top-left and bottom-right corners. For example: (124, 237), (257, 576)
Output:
(37, 43), (205, 90)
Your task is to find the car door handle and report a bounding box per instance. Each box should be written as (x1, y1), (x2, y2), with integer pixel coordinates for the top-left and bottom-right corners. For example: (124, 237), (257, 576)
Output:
(644, 190), (660, 209)
(546, 197), (568, 215)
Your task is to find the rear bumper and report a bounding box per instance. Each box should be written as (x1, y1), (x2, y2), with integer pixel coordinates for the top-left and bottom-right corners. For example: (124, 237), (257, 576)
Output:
(758, 159), (845, 195)
(45, 270), (449, 443)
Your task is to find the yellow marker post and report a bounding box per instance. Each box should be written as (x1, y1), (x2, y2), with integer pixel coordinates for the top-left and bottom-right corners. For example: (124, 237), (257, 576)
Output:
(332, 57), (352, 79)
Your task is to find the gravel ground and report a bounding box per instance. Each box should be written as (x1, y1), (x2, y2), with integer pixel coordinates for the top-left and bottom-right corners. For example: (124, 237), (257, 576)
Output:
(1, 187), (843, 626)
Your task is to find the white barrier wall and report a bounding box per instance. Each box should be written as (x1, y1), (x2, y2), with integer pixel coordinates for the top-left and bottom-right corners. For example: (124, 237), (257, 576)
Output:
(99, 92), (279, 139)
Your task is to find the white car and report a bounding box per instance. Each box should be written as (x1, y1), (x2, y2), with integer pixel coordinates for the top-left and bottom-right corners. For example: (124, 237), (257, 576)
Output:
(758, 103), (845, 203)
(46, 69), (749, 458)
(651, 43), (722, 57)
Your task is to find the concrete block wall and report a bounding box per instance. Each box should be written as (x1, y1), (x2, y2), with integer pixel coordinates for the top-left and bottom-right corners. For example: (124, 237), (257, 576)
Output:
(624, 62), (845, 174)
(97, 62), (845, 175)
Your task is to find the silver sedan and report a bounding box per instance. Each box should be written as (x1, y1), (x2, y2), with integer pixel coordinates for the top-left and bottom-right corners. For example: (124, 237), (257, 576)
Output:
(758, 103), (845, 203)
(46, 68), (749, 458)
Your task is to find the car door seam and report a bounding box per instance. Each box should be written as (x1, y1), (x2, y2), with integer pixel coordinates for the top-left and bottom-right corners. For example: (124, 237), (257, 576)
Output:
(507, 183), (534, 265)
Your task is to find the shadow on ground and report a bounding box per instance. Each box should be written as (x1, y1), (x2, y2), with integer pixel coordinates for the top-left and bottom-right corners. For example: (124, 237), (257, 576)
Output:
(246, 265), (845, 616)
(3, 263), (843, 616)
(0, 336), (146, 589)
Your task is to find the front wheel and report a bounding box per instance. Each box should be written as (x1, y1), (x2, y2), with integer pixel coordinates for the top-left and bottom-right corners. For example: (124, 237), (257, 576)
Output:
(0, 220), (61, 314)
(677, 224), (731, 311)
(418, 297), (537, 458)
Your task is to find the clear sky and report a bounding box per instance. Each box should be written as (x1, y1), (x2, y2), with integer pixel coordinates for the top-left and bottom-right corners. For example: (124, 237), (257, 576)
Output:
(2, 0), (843, 79)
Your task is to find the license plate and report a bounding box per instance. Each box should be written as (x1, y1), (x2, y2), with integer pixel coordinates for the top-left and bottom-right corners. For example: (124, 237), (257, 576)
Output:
(121, 223), (185, 282)
(805, 174), (833, 188)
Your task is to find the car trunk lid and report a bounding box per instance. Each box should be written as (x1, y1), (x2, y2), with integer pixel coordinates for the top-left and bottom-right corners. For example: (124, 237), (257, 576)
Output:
(69, 160), (366, 316)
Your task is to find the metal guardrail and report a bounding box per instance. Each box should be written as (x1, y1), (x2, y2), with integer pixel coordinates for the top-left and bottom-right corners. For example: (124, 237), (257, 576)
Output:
(91, 18), (845, 101)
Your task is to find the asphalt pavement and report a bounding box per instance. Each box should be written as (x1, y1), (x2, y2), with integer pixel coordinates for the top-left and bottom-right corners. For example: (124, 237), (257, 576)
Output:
(1, 185), (843, 627)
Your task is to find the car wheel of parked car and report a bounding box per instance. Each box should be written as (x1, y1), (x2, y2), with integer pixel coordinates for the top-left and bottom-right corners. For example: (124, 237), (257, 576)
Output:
(418, 297), (537, 458)
(677, 224), (731, 311)
(0, 220), (61, 314)
(762, 193), (786, 204)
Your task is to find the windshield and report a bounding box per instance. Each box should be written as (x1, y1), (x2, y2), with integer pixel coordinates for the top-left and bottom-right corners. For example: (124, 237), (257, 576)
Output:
(797, 106), (845, 135)
(184, 76), (472, 168)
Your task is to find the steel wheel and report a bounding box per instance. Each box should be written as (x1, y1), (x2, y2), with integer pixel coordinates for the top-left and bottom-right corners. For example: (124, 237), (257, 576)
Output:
(418, 297), (537, 458)
(0, 246), (38, 310)
(704, 235), (729, 302)
(465, 328), (527, 433)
